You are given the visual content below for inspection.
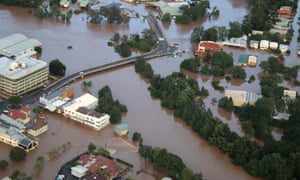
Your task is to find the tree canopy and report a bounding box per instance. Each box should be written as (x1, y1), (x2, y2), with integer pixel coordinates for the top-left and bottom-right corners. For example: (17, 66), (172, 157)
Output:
(49, 59), (66, 76)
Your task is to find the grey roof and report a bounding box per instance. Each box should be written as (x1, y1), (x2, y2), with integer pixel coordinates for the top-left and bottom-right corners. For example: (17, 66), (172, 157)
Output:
(0, 33), (28, 49)
(0, 39), (42, 57)
(44, 86), (71, 101)
(0, 56), (48, 80)
(0, 114), (25, 130)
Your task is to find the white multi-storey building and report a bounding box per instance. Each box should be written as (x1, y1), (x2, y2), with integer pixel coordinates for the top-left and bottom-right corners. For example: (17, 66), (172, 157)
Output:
(62, 93), (110, 131)
(0, 56), (48, 98)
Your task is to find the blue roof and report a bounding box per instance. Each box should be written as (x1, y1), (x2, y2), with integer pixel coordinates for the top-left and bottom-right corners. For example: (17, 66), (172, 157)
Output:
(115, 124), (128, 131)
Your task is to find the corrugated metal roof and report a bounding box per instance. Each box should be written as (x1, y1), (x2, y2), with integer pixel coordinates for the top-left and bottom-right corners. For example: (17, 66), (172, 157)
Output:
(0, 39), (42, 57)
(0, 33), (28, 49)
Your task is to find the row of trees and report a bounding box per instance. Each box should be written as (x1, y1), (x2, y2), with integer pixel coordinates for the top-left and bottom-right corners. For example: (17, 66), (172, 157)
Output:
(175, 1), (210, 24)
(111, 29), (156, 57)
(139, 144), (202, 179)
(0, 0), (41, 8)
(95, 85), (127, 124)
(88, 6), (130, 24)
(134, 57), (300, 179)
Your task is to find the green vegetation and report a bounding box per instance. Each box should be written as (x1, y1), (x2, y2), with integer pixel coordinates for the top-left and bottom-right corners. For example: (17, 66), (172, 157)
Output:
(111, 29), (156, 57)
(0, 0), (41, 7)
(134, 59), (300, 179)
(199, 86), (209, 97)
(161, 13), (172, 23)
(97, 148), (111, 158)
(95, 85), (127, 124)
(9, 147), (26, 162)
(33, 156), (44, 174)
(88, 6), (130, 24)
(81, 80), (92, 91)
(88, 142), (97, 152)
(231, 66), (246, 79)
(35, 5), (73, 22)
(0, 160), (8, 170)
(139, 145), (203, 179)
(132, 132), (142, 142)
(176, 1), (209, 24)
(211, 51), (233, 76)
(46, 142), (71, 160)
(8, 96), (22, 109)
(211, 80), (224, 91)
(9, 170), (32, 180)
(135, 57), (154, 79)
(180, 57), (200, 72)
(49, 59), (66, 76)
(218, 97), (233, 112)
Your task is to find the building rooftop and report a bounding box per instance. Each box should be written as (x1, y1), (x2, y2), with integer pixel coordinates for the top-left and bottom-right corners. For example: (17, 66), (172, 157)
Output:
(64, 93), (98, 111)
(0, 39), (42, 58)
(0, 121), (33, 146)
(0, 114), (25, 130)
(115, 124), (128, 131)
(0, 56), (48, 80)
(146, 1), (186, 16)
(225, 90), (261, 106)
(0, 33), (28, 49)
(77, 107), (105, 118)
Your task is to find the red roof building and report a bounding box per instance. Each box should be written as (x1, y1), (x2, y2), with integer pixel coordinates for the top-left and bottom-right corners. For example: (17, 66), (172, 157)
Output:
(197, 41), (222, 58)
(277, 6), (292, 19)
(78, 154), (122, 178)
(7, 106), (31, 124)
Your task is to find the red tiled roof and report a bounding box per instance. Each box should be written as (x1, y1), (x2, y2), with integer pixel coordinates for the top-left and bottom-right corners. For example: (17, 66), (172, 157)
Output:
(277, 9), (292, 15)
(8, 109), (27, 120)
(21, 106), (30, 112)
(78, 154), (121, 177)
(197, 41), (221, 58)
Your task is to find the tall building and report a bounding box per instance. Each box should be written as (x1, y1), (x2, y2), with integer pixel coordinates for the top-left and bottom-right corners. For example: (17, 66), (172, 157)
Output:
(0, 56), (48, 98)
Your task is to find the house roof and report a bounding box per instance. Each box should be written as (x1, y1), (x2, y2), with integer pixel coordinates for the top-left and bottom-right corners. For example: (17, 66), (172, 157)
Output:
(7, 109), (27, 120)
(238, 54), (249, 64)
(0, 33), (28, 49)
(225, 90), (261, 106)
(115, 124), (128, 131)
(78, 154), (121, 176)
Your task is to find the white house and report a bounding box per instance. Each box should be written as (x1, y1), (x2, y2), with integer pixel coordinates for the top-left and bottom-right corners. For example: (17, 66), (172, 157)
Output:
(71, 165), (88, 178)
(225, 90), (261, 107)
(62, 93), (110, 131)
(259, 40), (269, 50)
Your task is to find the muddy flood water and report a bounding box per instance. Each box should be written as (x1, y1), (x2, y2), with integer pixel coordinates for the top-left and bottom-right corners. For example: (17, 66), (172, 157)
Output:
(0, 0), (300, 179)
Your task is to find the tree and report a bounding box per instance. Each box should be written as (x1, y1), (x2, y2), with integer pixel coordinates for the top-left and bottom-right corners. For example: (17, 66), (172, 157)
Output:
(0, 160), (8, 170)
(88, 142), (96, 152)
(180, 167), (194, 180)
(231, 66), (247, 79)
(8, 96), (21, 109)
(49, 59), (66, 76)
(132, 132), (142, 142)
(9, 147), (26, 162)
(218, 97), (234, 112)
(162, 13), (172, 23)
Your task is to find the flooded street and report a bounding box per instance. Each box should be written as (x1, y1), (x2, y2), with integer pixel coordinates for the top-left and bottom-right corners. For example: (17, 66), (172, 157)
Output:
(0, 0), (299, 179)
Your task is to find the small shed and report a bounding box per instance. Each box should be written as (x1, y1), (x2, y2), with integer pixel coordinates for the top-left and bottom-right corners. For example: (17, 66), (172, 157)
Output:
(269, 42), (279, 49)
(238, 54), (248, 66)
(260, 40), (269, 50)
(248, 55), (257, 67)
(249, 40), (259, 49)
(279, 44), (289, 54)
(115, 124), (129, 136)
(71, 165), (88, 178)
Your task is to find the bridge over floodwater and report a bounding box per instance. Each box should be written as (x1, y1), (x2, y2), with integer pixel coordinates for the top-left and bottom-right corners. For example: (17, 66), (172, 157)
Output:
(18, 13), (176, 104)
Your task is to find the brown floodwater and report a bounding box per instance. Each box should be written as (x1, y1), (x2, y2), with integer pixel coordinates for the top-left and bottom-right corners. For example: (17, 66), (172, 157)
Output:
(0, 0), (299, 179)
